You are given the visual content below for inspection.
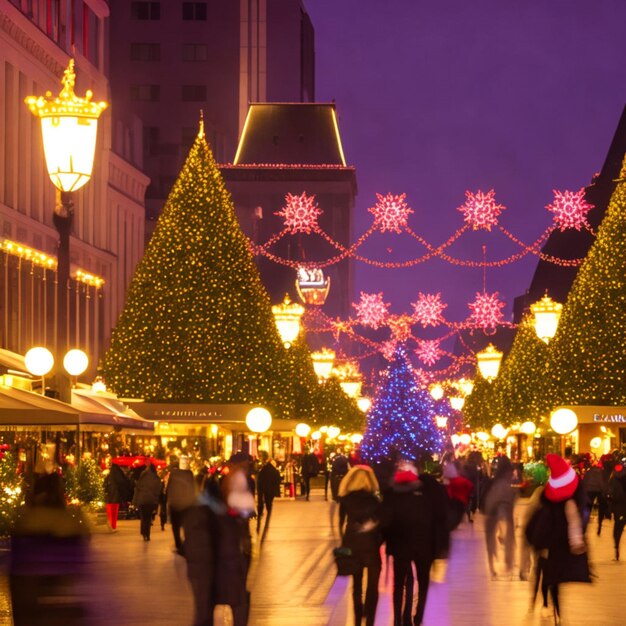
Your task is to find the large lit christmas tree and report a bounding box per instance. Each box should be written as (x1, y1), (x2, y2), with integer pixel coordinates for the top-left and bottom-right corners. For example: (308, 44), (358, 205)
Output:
(546, 157), (626, 406)
(311, 376), (365, 432)
(360, 350), (443, 461)
(103, 123), (291, 416)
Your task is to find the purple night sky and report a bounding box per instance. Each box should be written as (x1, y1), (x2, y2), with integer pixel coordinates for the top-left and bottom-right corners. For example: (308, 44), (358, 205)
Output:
(307, 0), (626, 324)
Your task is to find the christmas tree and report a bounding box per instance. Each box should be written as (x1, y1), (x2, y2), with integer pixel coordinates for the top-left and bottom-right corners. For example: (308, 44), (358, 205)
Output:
(360, 351), (443, 461)
(103, 123), (291, 416)
(0, 452), (24, 537)
(286, 334), (322, 421)
(546, 157), (626, 406)
(311, 376), (365, 432)
(461, 375), (499, 431)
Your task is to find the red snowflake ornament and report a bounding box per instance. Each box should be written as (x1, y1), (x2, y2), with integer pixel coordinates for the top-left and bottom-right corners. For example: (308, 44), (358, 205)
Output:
(411, 292), (447, 327)
(387, 314), (414, 342)
(353, 292), (389, 329)
(457, 189), (505, 231)
(380, 340), (398, 361)
(546, 188), (593, 231)
(275, 192), (322, 234)
(368, 192), (413, 233)
(415, 339), (443, 366)
(468, 291), (506, 330)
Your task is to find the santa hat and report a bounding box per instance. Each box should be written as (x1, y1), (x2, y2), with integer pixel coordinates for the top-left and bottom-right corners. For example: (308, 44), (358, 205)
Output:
(544, 453), (579, 502)
(393, 461), (419, 485)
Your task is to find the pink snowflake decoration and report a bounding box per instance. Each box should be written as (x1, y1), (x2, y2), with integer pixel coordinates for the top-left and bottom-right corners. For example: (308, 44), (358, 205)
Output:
(387, 314), (414, 342)
(468, 291), (506, 330)
(457, 189), (505, 231)
(415, 340), (443, 366)
(353, 292), (389, 329)
(413, 367), (432, 389)
(368, 192), (413, 233)
(546, 188), (593, 231)
(275, 192), (322, 234)
(411, 292), (447, 327)
(380, 340), (398, 361)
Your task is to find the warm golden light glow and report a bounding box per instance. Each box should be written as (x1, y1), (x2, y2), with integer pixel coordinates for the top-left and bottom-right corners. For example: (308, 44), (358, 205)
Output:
(24, 347), (54, 377)
(311, 430), (322, 441)
(435, 415), (448, 429)
(311, 348), (336, 381)
(295, 423), (311, 438)
(458, 378), (474, 396)
(295, 266), (331, 305)
(63, 349), (89, 376)
(476, 343), (503, 381)
(520, 421), (537, 435)
(333, 361), (363, 398)
(357, 397), (372, 412)
(475, 431), (490, 442)
(449, 396), (465, 411)
(491, 423), (509, 439)
(271, 294), (305, 347)
(531, 294), (563, 343)
(590, 436), (602, 449)
(550, 408), (578, 435)
(246, 407), (272, 433)
(430, 383), (444, 400)
(327, 426), (341, 439)
(459, 433), (471, 445)
(350, 433), (363, 444)
(25, 60), (107, 192)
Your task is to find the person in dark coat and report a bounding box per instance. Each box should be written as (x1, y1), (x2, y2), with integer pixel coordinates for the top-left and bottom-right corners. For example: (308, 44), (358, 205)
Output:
(331, 449), (351, 502)
(183, 466), (255, 626)
(104, 462), (131, 530)
(132, 463), (162, 541)
(167, 456), (197, 554)
(525, 454), (590, 623)
(338, 465), (382, 626)
(381, 461), (450, 626)
(583, 462), (609, 535)
(607, 462), (626, 560)
(256, 452), (282, 541)
(301, 448), (320, 501)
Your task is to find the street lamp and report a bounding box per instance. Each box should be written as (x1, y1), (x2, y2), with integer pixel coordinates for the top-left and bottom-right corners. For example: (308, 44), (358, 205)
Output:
(272, 294), (305, 348)
(24, 347), (54, 394)
(449, 396), (465, 411)
(311, 348), (335, 382)
(295, 423), (311, 438)
(531, 293), (562, 344)
(476, 343), (503, 381)
(25, 60), (107, 403)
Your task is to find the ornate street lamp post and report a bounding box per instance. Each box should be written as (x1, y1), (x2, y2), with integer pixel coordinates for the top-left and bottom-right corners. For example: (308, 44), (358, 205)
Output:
(311, 348), (336, 382)
(272, 294), (305, 348)
(531, 293), (562, 344)
(25, 60), (107, 402)
(476, 343), (503, 382)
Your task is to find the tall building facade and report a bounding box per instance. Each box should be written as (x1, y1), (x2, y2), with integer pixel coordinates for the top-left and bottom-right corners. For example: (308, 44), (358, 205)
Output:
(0, 0), (148, 375)
(108, 0), (315, 224)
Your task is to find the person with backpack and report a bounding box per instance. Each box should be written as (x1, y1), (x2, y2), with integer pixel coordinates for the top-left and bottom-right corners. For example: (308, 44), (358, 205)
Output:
(301, 448), (320, 501)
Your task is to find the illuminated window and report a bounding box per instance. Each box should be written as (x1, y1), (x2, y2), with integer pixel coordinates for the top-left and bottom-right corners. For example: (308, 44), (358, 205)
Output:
(182, 2), (207, 20)
(131, 43), (161, 61)
(131, 84), (160, 101)
(182, 44), (208, 62)
(131, 2), (160, 20)
(181, 85), (207, 102)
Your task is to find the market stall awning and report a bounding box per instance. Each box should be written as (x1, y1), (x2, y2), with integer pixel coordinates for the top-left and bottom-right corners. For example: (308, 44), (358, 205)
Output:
(72, 390), (154, 431)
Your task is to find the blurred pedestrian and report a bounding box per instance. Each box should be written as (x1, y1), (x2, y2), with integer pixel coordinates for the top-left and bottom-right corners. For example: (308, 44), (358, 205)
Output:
(483, 455), (516, 579)
(338, 465), (383, 626)
(525, 454), (590, 624)
(256, 452), (282, 541)
(167, 455), (197, 554)
(104, 462), (132, 531)
(443, 461), (474, 530)
(463, 451), (486, 523)
(381, 461), (450, 626)
(301, 447), (320, 501)
(331, 448), (350, 501)
(133, 462), (162, 541)
(583, 461), (608, 535)
(607, 461), (626, 560)
(10, 472), (91, 625)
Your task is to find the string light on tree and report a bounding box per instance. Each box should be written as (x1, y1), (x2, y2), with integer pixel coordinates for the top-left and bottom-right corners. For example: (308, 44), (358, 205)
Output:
(368, 192), (413, 233)
(353, 291), (390, 329)
(275, 192), (322, 234)
(411, 292), (447, 327)
(546, 188), (593, 232)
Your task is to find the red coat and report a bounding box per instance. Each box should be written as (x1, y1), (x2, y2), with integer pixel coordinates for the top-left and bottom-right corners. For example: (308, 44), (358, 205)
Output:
(446, 476), (474, 507)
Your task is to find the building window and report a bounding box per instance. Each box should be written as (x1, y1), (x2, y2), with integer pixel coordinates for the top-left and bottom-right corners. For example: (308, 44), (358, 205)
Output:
(181, 85), (206, 102)
(182, 2), (207, 20)
(131, 43), (161, 61)
(143, 127), (160, 156)
(181, 126), (197, 148)
(131, 84), (160, 101)
(131, 2), (160, 20)
(182, 44), (208, 62)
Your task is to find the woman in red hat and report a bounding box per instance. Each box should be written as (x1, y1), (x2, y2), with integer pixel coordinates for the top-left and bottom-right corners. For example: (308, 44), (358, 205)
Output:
(525, 453), (590, 624)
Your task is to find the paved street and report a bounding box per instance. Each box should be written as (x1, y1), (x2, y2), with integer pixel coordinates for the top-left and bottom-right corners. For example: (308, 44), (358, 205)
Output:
(1, 489), (624, 625)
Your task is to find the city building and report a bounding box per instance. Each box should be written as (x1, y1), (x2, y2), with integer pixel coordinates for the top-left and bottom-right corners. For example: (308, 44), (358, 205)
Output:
(0, 0), (148, 376)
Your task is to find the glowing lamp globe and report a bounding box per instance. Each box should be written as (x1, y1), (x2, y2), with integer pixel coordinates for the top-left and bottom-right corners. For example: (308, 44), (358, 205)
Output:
(311, 348), (335, 381)
(91, 379), (107, 394)
(459, 433), (471, 445)
(272, 294), (305, 348)
(491, 424), (508, 440)
(340, 380), (362, 398)
(327, 426), (341, 439)
(590, 437), (602, 449)
(246, 407), (272, 433)
(63, 349), (89, 376)
(311, 430), (322, 441)
(450, 396), (465, 411)
(25, 60), (107, 192)
(24, 347), (54, 377)
(295, 423), (311, 438)
(357, 397), (372, 413)
(531, 294), (563, 344)
(475, 431), (490, 442)
(458, 378), (474, 396)
(520, 421), (536, 435)
(350, 434), (363, 444)
(430, 383), (444, 400)
(450, 434), (461, 446)
(435, 415), (448, 429)
(550, 408), (578, 435)
(476, 343), (503, 381)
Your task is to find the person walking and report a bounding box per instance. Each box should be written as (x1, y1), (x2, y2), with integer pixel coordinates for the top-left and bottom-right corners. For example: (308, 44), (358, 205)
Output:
(133, 462), (162, 541)
(104, 462), (131, 531)
(301, 448), (320, 501)
(256, 452), (282, 541)
(483, 455), (516, 579)
(583, 461), (609, 535)
(331, 448), (350, 502)
(607, 462), (626, 560)
(167, 455), (197, 554)
(381, 461), (450, 626)
(338, 465), (383, 626)
(525, 454), (590, 625)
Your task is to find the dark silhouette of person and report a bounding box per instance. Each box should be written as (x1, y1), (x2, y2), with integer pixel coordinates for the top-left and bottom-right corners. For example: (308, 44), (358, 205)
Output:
(256, 452), (282, 541)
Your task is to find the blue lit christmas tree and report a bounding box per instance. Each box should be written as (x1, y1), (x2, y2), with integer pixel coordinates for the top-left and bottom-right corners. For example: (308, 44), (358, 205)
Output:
(361, 350), (444, 461)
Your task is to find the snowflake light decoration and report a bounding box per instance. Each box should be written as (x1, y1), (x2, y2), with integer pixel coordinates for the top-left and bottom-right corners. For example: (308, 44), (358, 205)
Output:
(380, 340), (398, 361)
(468, 291), (506, 331)
(411, 292), (447, 327)
(415, 339), (443, 366)
(546, 188), (593, 231)
(368, 192), (413, 233)
(387, 314), (414, 342)
(275, 192), (322, 234)
(413, 367), (432, 389)
(457, 189), (505, 231)
(353, 292), (389, 329)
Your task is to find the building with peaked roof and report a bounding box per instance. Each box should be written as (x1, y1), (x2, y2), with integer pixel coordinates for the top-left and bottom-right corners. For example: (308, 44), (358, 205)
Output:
(513, 105), (626, 322)
(220, 102), (357, 320)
